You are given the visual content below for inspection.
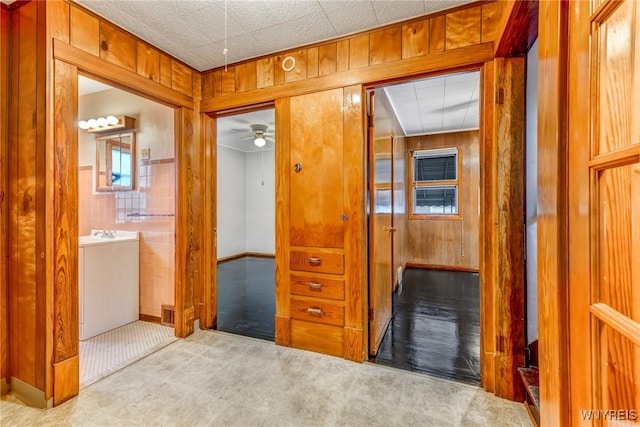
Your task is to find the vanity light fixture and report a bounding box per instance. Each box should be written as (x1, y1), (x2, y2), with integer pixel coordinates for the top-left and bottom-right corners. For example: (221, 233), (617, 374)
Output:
(78, 115), (136, 134)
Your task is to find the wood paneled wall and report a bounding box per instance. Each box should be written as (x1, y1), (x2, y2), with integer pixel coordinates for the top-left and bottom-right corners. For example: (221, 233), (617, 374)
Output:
(371, 88), (408, 278)
(8, 1), (50, 404)
(201, 2), (499, 112)
(536, 1), (571, 424)
(0, 4), (10, 394)
(48, 1), (197, 100)
(406, 131), (480, 270)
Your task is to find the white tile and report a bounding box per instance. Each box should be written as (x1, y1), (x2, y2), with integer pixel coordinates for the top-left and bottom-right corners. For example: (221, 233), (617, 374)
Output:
(372, 1), (425, 25)
(321, 2), (379, 34)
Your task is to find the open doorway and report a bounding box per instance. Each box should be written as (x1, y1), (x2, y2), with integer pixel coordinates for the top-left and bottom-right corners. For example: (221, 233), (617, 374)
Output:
(215, 108), (276, 341)
(368, 70), (481, 385)
(76, 75), (177, 388)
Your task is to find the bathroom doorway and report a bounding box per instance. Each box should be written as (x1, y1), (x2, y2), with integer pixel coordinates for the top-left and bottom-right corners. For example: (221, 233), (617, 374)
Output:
(76, 75), (178, 388)
(367, 70), (482, 385)
(215, 108), (276, 341)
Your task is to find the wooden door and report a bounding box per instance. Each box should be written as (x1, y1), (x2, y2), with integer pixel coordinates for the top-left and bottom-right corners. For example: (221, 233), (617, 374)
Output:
(368, 92), (394, 356)
(569, 0), (640, 424)
(289, 89), (345, 249)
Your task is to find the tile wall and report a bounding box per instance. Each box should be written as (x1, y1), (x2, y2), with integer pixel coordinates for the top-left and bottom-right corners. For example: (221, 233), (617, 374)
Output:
(78, 159), (175, 318)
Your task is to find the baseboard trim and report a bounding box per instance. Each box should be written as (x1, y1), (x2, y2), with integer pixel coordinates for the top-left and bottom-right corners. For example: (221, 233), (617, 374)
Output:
(405, 262), (479, 273)
(10, 376), (51, 409)
(218, 252), (275, 263)
(1, 377), (9, 395)
(139, 314), (162, 324)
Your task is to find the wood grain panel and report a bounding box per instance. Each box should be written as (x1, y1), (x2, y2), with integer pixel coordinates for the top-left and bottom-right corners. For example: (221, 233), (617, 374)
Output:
(221, 67), (235, 96)
(369, 27), (401, 65)
(99, 21), (136, 72)
(342, 85), (365, 334)
(275, 98), (291, 331)
(202, 71), (215, 99)
(273, 55), (285, 86)
(201, 43), (494, 112)
(136, 42), (160, 83)
(406, 131), (479, 270)
(159, 53), (172, 88)
(289, 89), (345, 248)
(256, 57), (274, 89)
(199, 113), (216, 329)
(275, 315), (290, 345)
(290, 275), (345, 300)
(290, 297), (344, 326)
(175, 108), (198, 338)
(429, 15), (445, 53)
(336, 39), (349, 72)
(69, 5), (99, 56)
(402, 20), (429, 59)
(171, 60), (193, 96)
(344, 327), (364, 362)
(493, 57), (525, 402)
(445, 6), (482, 50)
(290, 319), (343, 357)
(290, 250), (344, 275)
(537, 1), (571, 423)
(52, 59), (79, 367)
(10, 0), (43, 389)
(52, 356), (78, 406)
(0, 4), (9, 388)
(235, 61), (257, 93)
(318, 43), (337, 76)
(349, 34), (369, 69)
(481, 2), (499, 43)
(284, 49), (307, 83)
(48, 1), (69, 43)
(306, 47), (318, 79)
(479, 60), (496, 394)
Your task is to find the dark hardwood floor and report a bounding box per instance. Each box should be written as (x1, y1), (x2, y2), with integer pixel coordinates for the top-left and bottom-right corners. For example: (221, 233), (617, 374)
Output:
(216, 256), (275, 341)
(373, 268), (481, 385)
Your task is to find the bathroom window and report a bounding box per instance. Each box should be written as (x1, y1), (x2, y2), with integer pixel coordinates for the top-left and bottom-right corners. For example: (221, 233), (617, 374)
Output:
(409, 147), (461, 219)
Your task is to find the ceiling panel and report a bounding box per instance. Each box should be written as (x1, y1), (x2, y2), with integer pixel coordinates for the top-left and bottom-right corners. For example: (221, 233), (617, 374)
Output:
(384, 70), (480, 136)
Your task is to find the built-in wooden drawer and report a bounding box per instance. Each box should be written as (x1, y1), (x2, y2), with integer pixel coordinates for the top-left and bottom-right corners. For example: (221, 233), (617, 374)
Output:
(290, 319), (344, 357)
(290, 297), (344, 326)
(290, 274), (345, 300)
(289, 249), (344, 275)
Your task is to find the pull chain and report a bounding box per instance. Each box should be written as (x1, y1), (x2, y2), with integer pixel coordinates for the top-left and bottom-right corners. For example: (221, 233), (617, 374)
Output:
(223, 0), (228, 71)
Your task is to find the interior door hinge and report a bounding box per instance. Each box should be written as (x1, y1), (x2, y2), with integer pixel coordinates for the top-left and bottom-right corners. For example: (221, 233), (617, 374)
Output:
(368, 308), (375, 321)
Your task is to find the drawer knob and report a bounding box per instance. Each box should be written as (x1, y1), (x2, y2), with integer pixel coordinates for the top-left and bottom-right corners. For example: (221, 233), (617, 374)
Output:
(307, 307), (322, 316)
(306, 257), (322, 267)
(308, 282), (322, 291)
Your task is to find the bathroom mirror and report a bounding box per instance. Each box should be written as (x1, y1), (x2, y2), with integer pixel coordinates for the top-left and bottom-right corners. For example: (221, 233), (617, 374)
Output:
(96, 132), (136, 191)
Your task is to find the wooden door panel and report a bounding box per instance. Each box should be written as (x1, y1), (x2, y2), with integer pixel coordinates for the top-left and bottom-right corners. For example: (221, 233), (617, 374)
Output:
(595, 0), (636, 155)
(289, 89), (345, 249)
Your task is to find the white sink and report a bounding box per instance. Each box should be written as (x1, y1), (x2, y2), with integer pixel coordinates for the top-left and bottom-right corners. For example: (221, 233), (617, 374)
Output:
(79, 230), (139, 247)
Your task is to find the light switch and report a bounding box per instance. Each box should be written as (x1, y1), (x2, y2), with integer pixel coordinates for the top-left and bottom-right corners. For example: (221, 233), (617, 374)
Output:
(141, 148), (150, 160)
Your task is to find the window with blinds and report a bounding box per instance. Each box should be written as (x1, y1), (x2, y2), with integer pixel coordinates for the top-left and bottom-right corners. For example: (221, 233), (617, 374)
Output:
(409, 147), (460, 217)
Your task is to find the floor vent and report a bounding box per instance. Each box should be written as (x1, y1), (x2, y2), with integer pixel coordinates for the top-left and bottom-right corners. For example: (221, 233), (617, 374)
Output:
(161, 304), (175, 327)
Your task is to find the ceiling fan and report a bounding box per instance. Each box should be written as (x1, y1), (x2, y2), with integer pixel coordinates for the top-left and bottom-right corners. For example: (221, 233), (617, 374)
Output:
(234, 124), (275, 148)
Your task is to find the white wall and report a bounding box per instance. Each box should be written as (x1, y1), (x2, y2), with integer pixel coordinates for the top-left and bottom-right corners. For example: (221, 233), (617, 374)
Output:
(217, 145), (247, 258)
(78, 87), (174, 168)
(245, 150), (275, 253)
(216, 145), (275, 258)
(526, 39), (539, 345)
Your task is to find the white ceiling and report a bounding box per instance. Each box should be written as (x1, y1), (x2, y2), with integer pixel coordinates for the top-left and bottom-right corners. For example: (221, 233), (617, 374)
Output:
(217, 109), (276, 153)
(74, 0), (476, 71)
(78, 75), (114, 96)
(384, 70), (479, 136)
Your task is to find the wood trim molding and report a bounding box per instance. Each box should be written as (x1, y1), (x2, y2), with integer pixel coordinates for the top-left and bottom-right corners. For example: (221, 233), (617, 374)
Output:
(494, 0), (539, 57)
(52, 356), (78, 406)
(52, 40), (194, 109)
(405, 262), (479, 273)
(201, 43), (494, 112)
(217, 252), (276, 263)
(139, 314), (162, 324)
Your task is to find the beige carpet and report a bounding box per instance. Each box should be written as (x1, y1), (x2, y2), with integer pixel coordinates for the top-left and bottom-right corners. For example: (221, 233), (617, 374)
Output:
(80, 320), (178, 388)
